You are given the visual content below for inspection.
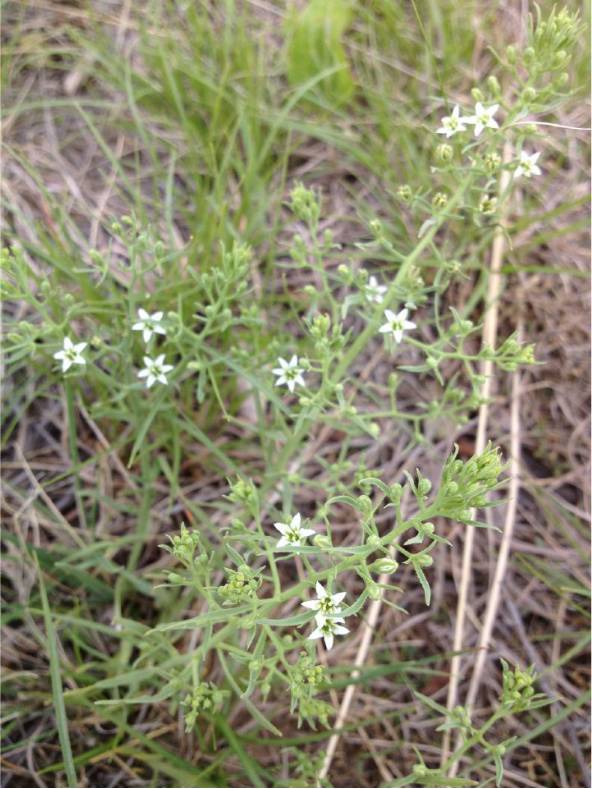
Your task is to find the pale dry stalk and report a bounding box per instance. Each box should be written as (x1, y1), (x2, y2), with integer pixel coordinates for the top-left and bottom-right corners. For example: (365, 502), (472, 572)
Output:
(441, 140), (514, 766)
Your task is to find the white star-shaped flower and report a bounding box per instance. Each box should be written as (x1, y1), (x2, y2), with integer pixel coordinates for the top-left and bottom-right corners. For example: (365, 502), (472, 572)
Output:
(436, 105), (467, 138)
(53, 337), (87, 372)
(514, 150), (542, 179)
(365, 275), (388, 304)
(137, 354), (173, 388)
(378, 308), (416, 343)
(302, 582), (346, 616)
(308, 613), (349, 651)
(132, 309), (166, 344)
(272, 355), (306, 393)
(273, 512), (315, 549)
(465, 102), (499, 137)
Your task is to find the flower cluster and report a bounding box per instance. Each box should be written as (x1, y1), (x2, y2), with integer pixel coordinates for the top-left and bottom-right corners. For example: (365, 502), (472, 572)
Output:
(272, 514), (349, 651)
(182, 682), (228, 731)
(52, 307), (175, 389)
(437, 102), (499, 138)
(435, 102), (542, 179)
(305, 582), (349, 651)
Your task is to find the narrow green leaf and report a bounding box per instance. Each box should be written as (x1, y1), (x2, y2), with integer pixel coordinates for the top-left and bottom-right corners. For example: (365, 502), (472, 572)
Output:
(36, 560), (77, 787)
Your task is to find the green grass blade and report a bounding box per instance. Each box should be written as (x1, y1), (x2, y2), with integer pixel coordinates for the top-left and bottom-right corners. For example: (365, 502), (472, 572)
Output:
(36, 558), (78, 787)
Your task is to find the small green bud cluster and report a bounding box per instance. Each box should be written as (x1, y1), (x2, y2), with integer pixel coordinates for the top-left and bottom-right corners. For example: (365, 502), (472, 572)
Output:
(483, 151), (502, 174)
(437, 704), (473, 733)
(290, 182), (321, 226)
(165, 523), (201, 566)
(307, 313), (345, 356)
(501, 660), (537, 712)
(434, 143), (453, 163)
(435, 443), (503, 520)
(219, 564), (260, 605)
(227, 477), (259, 510)
(495, 334), (537, 371)
(529, 6), (580, 72)
(432, 191), (449, 210)
(478, 194), (498, 216)
(397, 184), (413, 203)
(182, 682), (228, 731)
(289, 653), (331, 729)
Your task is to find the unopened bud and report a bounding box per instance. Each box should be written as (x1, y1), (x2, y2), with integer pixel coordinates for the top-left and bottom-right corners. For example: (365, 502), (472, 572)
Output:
(369, 558), (399, 575)
(486, 75), (500, 97)
(434, 143), (453, 163)
(313, 534), (332, 550)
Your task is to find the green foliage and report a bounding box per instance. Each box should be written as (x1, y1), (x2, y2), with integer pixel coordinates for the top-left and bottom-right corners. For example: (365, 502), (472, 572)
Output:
(286, 0), (355, 106)
(2, 1), (587, 786)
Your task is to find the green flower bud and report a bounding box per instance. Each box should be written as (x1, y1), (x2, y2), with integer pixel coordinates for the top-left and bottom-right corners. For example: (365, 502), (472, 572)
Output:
(486, 75), (501, 98)
(389, 483), (403, 503)
(479, 195), (498, 215)
(313, 534), (332, 550)
(397, 184), (412, 203)
(290, 182), (320, 224)
(417, 478), (432, 496)
(506, 45), (517, 63)
(369, 557), (399, 575)
(432, 192), (448, 209)
(368, 422), (380, 439)
(524, 47), (535, 63)
(434, 143), (453, 163)
(483, 152), (502, 174)
(522, 86), (537, 102)
(471, 87), (484, 102)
